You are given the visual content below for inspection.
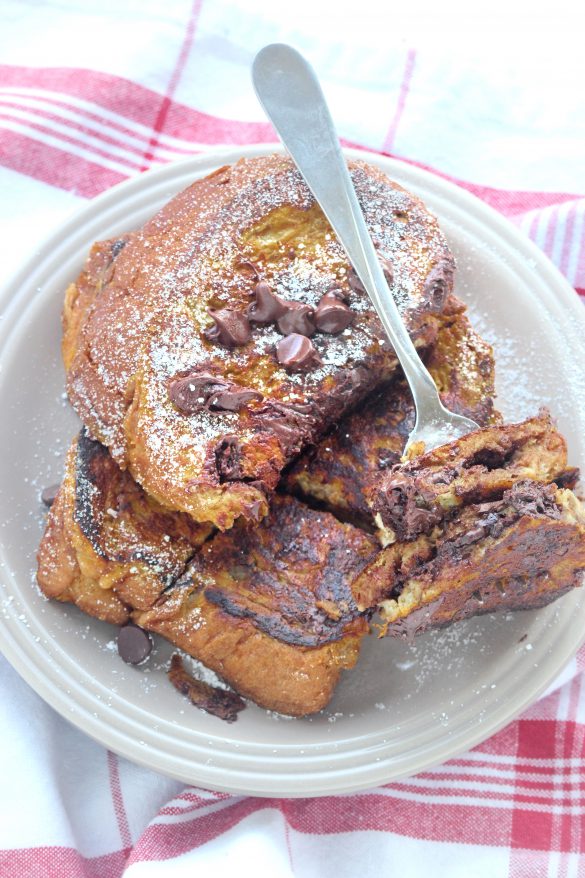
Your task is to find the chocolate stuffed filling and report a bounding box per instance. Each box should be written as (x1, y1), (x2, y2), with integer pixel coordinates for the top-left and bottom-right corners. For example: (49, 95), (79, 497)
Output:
(372, 413), (573, 543)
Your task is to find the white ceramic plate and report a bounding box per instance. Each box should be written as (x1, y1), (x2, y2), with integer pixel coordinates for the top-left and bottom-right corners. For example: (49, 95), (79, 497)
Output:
(1, 146), (584, 798)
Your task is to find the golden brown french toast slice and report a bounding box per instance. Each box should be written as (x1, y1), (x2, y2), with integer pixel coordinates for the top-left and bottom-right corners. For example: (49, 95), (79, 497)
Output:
(37, 434), (385, 716)
(359, 480), (585, 638)
(37, 429), (211, 624)
(63, 154), (455, 529)
(136, 492), (385, 716)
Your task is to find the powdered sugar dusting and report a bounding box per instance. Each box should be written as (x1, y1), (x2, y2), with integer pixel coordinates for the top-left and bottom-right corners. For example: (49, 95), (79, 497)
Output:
(67, 155), (453, 518)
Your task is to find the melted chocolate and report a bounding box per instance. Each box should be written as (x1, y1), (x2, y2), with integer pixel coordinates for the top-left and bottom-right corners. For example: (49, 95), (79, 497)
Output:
(247, 281), (287, 324)
(215, 435), (243, 481)
(277, 303), (316, 337)
(314, 293), (354, 334)
(254, 400), (318, 456)
(276, 334), (322, 372)
(169, 371), (263, 414)
(168, 372), (230, 414)
(168, 654), (245, 722)
(423, 258), (455, 312)
(210, 388), (263, 412)
(205, 309), (252, 347)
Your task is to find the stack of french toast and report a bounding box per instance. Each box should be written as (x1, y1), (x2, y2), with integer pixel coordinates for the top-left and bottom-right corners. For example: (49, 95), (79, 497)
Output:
(37, 155), (585, 718)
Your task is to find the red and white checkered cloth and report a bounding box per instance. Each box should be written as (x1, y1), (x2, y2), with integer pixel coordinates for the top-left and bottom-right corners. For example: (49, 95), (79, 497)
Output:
(1, 2), (585, 876)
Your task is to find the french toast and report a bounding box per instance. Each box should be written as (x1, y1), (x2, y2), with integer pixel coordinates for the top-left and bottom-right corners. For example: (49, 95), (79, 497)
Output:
(37, 432), (387, 715)
(37, 412), (585, 715)
(363, 480), (585, 638)
(37, 429), (212, 625)
(359, 414), (585, 635)
(371, 411), (572, 544)
(284, 303), (500, 529)
(135, 493), (387, 716)
(38, 151), (585, 720)
(62, 155), (455, 529)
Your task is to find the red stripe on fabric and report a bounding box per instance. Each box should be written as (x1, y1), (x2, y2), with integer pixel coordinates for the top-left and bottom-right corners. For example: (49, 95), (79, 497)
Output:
(510, 719), (585, 854)
(451, 758), (585, 778)
(0, 65), (275, 144)
(279, 800), (294, 871)
(527, 211), (540, 241)
(383, 49), (416, 153)
(543, 204), (558, 258)
(0, 105), (150, 169)
(575, 234), (585, 288)
(416, 770), (585, 792)
(562, 679), (583, 858)
(141, 0), (203, 168)
(128, 793), (513, 866)
(158, 792), (232, 817)
(126, 798), (260, 865)
(0, 128), (124, 196)
(375, 148), (583, 217)
(0, 89), (194, 154)
(0, 846), (128, 878)
(107, 752), (132, 851)
(391, 784), (585, 807)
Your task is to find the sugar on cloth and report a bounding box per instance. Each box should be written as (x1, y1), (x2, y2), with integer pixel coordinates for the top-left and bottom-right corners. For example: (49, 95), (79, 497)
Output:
(1, 2), (585, 876)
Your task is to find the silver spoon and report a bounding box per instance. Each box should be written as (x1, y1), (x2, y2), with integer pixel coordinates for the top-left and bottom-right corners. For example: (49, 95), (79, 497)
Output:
(252, 43), (479, 454)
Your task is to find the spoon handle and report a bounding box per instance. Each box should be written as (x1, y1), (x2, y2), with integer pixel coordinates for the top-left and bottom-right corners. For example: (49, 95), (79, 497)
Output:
(252, 43), (440, 410)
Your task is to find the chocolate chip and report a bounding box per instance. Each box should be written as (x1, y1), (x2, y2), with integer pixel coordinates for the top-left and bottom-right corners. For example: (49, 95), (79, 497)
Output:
(423, 259), (455, 311)
(247, 281), (287, 324)
(336, 365), (370, 400)
(314, 292), (354, 334)
(117, 624), (152, 665)
(41, 483), (60, 507)
(276, 334), (322, 372)
(326, 286), (349, 303)
(204, 309), (251, 347)
(215, 435), (242, 480)
(277, 302), (316, 337)
(169, 372), (229, 414)
(253, 400), (317, 454)
(347, 270), (365, 294)
(210, 388), (263, 412)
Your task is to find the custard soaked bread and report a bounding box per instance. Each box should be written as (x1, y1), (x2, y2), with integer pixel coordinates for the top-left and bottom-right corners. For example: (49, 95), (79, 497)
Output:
(135, 494), (384, 716)
(359, 415), (585, 636)
(62, 155), (455, 529)
(364, 480), (585, 639)
(37, 432), (386, 715)
(284, 303), (500, 528)
(371, 410), (571, 544)
(37, 415), (585, 715)
(37, 429), (212, 625)
(40, 151), (585, 718)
